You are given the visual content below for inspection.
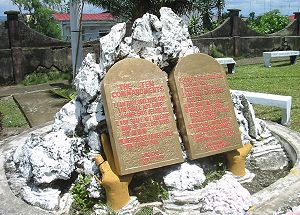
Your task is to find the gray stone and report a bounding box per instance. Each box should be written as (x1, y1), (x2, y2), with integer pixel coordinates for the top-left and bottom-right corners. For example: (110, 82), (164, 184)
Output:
(132, 14), (157, 44)
(254, 151), (288, 170)
(118, 7), (199, 69)
(231, 92), (273, 143)
(231, 92), (251, 142)
(87, 176), (103, 199)
(12, 134), (43, 181)
(163, 173), (252, 214)
(6, 129), (83, 211)
(82, 96), (106, 133)
(198, 174), (252, 214)
(118, 196), (140, 215)
(94, 196), (139, 215)
(250, 135), (289, 170)
(153, 207), (168, 215)
(87, 131), (101, 152)
(159, 7), (198, 60)
(164, 163), (206, 191)
(99, 23), (126, 71)
(9, 131), (83, 185)
(140, 47), (166, 67)
(29, 131), (83, 184)
(239, 94), (259, 139)
(52, 98), (82, 136)
(74, 53), (103, 105)
(22, 187), (61, 211)
(119, 40), (133, 58)
(83, 111), (106, 133)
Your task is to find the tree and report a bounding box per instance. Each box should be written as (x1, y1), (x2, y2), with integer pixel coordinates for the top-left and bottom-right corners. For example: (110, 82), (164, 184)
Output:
(191, 0), (225, 31)
(215, 0), (225, 21)
(246, 10), (290, 34)
(187, 0), (225, 36)
(11, 0), (67, 39)
(86, 0), (193, 21)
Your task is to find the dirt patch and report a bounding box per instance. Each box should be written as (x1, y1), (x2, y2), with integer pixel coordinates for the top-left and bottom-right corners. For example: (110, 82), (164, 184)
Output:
(0, 127), (29, 141)
(242, 162), (291, 194)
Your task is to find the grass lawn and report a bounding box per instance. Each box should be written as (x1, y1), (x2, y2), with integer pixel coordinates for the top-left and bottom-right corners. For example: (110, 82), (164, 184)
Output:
(0, 97), (28, 128)
(227, 60), (300, 132)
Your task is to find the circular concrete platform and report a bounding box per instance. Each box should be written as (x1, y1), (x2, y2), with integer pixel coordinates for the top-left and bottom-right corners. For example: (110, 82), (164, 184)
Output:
(0, 121), (299, 215)
(0, 123), (53, 215)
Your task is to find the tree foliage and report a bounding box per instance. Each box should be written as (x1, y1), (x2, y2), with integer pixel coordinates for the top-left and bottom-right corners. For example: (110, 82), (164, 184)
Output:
(246, 10), (290, 34)
(11, 0), (67, 39)
(86, 0), (193, 21)
(188, 0), (225, 36)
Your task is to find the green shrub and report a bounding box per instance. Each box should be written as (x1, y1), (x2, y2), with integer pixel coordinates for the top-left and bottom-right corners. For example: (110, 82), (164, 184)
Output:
(51, 87), (77, 101)
(22, 70), (72, 86)
(135, 207), (153, 215)
(189, 15), (202, 37)
(246, 10), (290, 34)
(201, 162), (226, 187)
(134, 179), (169, 203)
(211, 48), (225, 58)
(0, 112), (3, 132)
(71, 174), (99, 213)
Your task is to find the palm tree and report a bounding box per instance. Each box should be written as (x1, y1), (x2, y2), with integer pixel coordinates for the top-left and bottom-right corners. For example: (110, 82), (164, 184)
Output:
(86, 0), (193, 21)
(192, 0), (216, 31)
(191, 0), (225, 31)
(216, 0), (225, 21)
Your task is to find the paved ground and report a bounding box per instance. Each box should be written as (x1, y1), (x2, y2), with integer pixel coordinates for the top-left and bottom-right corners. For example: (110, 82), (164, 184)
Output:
(0, 81), (70, 128)
(13, 91), (68, 127)
(0, 81), (69, 98)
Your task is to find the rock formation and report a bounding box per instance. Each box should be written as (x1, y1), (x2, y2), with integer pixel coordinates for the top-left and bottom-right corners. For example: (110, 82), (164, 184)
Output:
(4, 7), (289, 214)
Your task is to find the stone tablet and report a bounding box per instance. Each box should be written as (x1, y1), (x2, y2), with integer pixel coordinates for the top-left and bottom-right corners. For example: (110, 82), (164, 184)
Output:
(101, 58), (184, 175)
(169, 53), (242, 159)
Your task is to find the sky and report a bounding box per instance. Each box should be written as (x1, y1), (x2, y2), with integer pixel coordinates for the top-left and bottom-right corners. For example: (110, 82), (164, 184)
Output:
(224, 0), (300, 16)
(0, 0), (103, 15)
(0, 0), (299, 16)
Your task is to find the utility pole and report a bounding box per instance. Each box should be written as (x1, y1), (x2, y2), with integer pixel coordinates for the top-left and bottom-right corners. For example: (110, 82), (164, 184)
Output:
(70, 0), (84, 78)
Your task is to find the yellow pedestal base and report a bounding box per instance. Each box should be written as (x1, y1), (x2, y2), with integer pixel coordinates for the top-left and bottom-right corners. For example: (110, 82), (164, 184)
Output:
(94, 134), (132, 211)
(226, 143), (253, 176)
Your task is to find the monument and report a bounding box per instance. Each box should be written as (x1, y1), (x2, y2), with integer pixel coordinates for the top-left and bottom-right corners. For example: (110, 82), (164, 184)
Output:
(169, 53), (243, 159)
(101, 58), (184, 175)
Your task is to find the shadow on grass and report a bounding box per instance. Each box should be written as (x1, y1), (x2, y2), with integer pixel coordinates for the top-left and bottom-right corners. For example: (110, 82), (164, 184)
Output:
(49, 82), (71, 88)
(271, 63), (293, 67)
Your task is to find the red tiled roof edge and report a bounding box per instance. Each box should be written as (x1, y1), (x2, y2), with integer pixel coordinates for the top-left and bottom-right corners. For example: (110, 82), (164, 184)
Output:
(53, 12), (114, 21)
(288, 15), (296, 21)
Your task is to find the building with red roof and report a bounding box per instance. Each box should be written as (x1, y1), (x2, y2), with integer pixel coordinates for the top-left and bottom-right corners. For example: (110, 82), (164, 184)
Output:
(53, 12), (116, 41)
(288, 15), (296, 21)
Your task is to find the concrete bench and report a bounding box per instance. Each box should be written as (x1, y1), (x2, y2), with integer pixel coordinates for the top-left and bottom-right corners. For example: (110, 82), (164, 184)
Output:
(215, 57), (236, 74)
(263, 50), (300, 67)
(231, 90), (292, 125)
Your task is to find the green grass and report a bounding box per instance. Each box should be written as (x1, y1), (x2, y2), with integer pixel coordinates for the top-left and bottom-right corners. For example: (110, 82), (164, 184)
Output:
(22, 70), (72, 86)
(0, 97), (28, 127)
(51, 86), (77, 101)
(227, 60), (300, 132)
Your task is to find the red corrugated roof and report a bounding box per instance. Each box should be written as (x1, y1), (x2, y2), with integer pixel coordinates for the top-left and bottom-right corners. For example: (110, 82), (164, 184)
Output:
(53, 12), (114, 21)
(288, 15), (295, 21)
